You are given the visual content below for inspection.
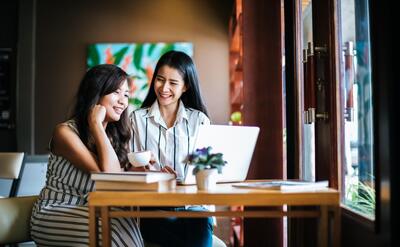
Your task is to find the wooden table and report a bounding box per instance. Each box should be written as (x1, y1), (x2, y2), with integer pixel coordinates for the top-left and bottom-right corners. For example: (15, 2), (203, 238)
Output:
(88, 182), (340, 247)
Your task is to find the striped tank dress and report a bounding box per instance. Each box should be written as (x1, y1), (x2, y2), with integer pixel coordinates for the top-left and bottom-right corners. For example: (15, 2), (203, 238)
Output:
(30, 120), (144, 246)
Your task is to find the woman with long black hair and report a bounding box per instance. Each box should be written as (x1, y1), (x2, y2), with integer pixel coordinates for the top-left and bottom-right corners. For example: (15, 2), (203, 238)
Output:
(130, 50), (213, 247)
(31, 64), (143, 246)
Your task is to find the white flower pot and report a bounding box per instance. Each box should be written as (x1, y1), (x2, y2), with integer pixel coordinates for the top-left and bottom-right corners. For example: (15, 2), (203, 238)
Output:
(195, 168), (218, 191)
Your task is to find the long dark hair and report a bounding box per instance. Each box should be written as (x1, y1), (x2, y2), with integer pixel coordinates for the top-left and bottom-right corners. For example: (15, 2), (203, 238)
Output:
(141, 50), (209, 116)
(70, 64), (131, 167)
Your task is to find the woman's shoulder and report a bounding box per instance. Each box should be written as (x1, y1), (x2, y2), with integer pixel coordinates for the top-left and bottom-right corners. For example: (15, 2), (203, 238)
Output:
(130, 107), (150, 118)
(56, 119), (79, 134)
(52, 120), (77, 139)
(50, 120), (80, 153)
(129, 107), (152, 128)
(185, 108), (210, 123)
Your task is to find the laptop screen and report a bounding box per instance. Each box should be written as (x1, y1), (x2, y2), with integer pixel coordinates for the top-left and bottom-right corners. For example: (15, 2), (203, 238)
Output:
(180, 125), (260, 185)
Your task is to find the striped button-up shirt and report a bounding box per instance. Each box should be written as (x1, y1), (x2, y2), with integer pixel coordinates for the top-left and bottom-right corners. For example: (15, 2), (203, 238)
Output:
(130, 100), (210, 180)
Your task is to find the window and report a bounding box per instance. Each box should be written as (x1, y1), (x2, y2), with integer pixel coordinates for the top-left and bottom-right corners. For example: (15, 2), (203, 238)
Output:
(299, 0), (375, 218)
(339, 0), (375, 219)
(301, 0), (315, 182)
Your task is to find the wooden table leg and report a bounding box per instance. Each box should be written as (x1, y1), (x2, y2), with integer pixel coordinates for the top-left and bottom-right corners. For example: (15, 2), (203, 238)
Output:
(101, 206), (111, 247)
(318, 206), (328, 247)
(89, 206), (97, 247)
(331, 205), (341, 247)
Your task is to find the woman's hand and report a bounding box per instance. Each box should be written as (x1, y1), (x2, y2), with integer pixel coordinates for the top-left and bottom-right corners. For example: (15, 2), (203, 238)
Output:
(147, 151), (176, 176)
(128, 163), (156, 172)
(127, 157), (177, 178)
(89, 104), (106, 130)
(149, 151), (156, 165)
(130, 165), (177, 178)
(126, 151), (177, 177)
(160, 166), (177, 177)
(87, 104), (122, 172)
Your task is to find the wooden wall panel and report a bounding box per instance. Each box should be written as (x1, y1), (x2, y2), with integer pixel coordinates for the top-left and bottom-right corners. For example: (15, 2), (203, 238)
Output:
(242, 0), (284, 246)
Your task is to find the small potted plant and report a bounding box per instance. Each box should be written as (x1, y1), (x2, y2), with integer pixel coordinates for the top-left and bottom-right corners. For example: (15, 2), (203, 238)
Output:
(187, 146), (227, 190)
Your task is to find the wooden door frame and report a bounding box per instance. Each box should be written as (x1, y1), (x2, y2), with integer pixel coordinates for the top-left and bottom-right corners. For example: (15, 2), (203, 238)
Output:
(284, 0), (304, 180)
(311, 0), (342, 190)
(242, 0), (284, 246)
(285, 0), (342, 246)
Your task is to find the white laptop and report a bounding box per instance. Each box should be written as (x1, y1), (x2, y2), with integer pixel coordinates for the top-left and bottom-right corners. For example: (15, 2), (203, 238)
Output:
(179, 125), (260, 185)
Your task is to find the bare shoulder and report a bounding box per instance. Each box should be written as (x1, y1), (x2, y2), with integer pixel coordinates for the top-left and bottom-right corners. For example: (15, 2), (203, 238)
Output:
(52, 123), (83, 155)
(50, 122), (100, 172)
(53, 123), (77, 141)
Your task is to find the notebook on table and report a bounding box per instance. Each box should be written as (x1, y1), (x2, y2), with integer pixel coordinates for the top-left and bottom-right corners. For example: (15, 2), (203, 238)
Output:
(179, 124), (260, 185)
(232, 180), (329, 191)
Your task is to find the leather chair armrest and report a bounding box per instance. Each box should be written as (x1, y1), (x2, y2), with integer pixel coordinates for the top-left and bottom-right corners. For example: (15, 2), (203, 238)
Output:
(0, 196), (38, 244)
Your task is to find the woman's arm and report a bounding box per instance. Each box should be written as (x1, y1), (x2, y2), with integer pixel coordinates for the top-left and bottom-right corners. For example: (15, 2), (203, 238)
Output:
(52, 105), (122, 173)
(88, 105), (122, 172)
(89, 121), (122, 172)
(52, 124), (103, 172)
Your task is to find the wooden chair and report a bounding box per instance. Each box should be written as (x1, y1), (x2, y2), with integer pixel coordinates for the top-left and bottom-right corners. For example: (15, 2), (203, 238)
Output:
(0, 152), (25, 197)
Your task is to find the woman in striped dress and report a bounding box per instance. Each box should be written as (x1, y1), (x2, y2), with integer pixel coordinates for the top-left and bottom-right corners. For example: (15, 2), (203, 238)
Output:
(31, 64), (143, 246)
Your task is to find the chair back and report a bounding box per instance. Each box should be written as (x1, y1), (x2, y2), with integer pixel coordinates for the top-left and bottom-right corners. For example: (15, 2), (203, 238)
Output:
(0, 152), (25, 197)
(0, 195), (38, 244)
(0, 152), (25, 179)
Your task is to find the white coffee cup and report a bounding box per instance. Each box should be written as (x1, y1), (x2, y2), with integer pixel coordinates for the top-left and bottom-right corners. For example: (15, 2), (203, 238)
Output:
(128, 151), (152, 167)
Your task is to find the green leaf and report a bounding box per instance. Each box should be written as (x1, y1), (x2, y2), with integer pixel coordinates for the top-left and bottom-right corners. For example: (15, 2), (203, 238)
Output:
(140, 83), (149, 91)
(133, 45), (144, 70)
(345, 180), (375, 217)
(129, 98), (143, 109)
(87, 45), (100, 68)
(189, 145), (227, 175)
(133, 98), (142, 106)
(139, 67), (147, 74)
(159, 44), (174, 57)
(148, 44), (157, 56)
(113, 46), (129, 65)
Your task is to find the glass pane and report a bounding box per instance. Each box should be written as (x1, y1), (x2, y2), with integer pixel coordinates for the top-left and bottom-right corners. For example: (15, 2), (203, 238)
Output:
(340, 0), (375, 218)
(301, 0), (315, 181)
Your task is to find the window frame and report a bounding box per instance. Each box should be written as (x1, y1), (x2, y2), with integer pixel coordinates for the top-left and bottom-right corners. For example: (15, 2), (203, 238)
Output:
(289, 0), (378, 226)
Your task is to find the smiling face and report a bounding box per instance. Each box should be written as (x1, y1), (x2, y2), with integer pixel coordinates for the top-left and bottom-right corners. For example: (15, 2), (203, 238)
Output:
(154, 65), (187, 110)
(98, 79), (129, 122)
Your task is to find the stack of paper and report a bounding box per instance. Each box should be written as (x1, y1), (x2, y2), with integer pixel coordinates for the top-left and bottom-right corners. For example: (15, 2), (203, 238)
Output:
(91, 171), (176, 192)
(232, 180), (329, 191)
